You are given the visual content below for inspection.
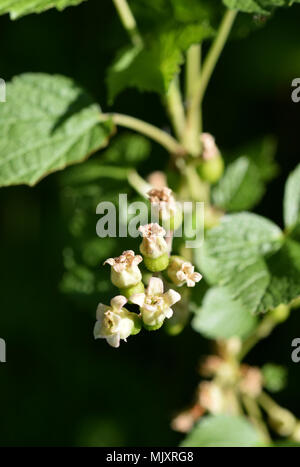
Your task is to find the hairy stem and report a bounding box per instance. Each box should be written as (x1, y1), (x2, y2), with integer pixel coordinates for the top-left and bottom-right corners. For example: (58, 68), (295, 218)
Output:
(165, 77), (186, 142)
(189, 10), (237, 117)
(100, 113), (185, 155)
(112, 0), (143, 47)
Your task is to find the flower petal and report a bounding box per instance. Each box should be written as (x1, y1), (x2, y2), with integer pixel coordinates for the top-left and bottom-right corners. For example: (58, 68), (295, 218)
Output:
(96, 303), (109, 320)
(165, 307), (173, 319)
(163, 289), (181, 306)
(103, 258), (115, 266)
(147, 277), (164, 296)
(110, 295), (127, 311)
(130, 293), (146, 307)
(107, 334), (120, 348)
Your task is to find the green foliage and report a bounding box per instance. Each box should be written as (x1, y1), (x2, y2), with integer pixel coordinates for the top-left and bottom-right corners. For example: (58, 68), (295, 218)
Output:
(192, 286), (257, 339)
(0, 73), (113, 187)
(181, 415), (261, 447)
(107, 22), (214, 102)
(223, 0), (293, 14)
(284, 163), (300, 230)
(262, 364), (288, 392)
(107, 0), (218, 101)
(195, 213), (284, 314)
(0, 0), (86, 19)
(212, 156), (265, 211)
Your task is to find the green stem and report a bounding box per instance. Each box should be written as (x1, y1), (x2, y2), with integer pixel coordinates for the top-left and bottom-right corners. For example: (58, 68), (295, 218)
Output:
(127, 169), (152, 198)
(242, 394), (271, 443)
(190, 10), (237, 116)
(112, 0), (143, 47)
(184, 44), (202, 155)
(165, 77), (186, 142)
(238, 305), (290, 361)
(100, 113), (185, 155)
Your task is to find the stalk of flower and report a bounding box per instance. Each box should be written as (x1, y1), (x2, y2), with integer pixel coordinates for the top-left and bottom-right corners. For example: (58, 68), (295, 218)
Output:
(148, 187), (182, 231)
(167, 256), (202, 287)
(94, 295), (141, 348)
(139, 223), (170, 272)
(104, 250), (144, 298)
(130, 277), (181, 331)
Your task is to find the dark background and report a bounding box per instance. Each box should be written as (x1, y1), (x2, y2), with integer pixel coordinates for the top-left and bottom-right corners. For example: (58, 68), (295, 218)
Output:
(0, 0), (300, 446)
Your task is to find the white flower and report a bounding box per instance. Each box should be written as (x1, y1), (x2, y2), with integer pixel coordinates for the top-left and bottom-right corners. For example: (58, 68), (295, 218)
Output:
(148, 187), (177, 221)
(131, 277), (181, 328)
(200, 132), (219, 161)
(176, 262), (202, 287)
(93, 296), (137, 348)
(168, 257), (202, 287)
(104, 250), (142, 288)
(139, 223), (168, 259)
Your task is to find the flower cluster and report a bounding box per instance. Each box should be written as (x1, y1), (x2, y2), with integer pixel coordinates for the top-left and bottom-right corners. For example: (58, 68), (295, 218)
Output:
(94, 187), (202, 348)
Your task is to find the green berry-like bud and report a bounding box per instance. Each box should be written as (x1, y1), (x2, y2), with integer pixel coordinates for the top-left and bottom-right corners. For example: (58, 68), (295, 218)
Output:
(144, 253), (169, 272)
(161, 209), (183, 232)
(119, 281), (145, 301)
(143, 321), (164, 331)
(197, 154), (224, 184)
(130, 313), (142, 335)
(271, 304), (290, 323)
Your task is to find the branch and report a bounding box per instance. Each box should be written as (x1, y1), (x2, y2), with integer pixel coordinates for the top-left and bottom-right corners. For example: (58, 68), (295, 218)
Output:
(112, 0), (143, 47)
(100, 112), (186, 155)
(189, 10), (237, 118)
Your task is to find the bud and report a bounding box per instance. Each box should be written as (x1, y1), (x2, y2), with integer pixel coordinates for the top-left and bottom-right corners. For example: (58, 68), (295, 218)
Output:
(139, 223), (169, 272)
(148, 187), (182, 231)
(271, 304), (290, 323)
(131, 277), (181, 330)
(239, 365), (262, 398)
(197, 133), (224, 183)
(93, 295), (141, 348)
(104, 250), (143, 289)
(167, 256), (202, 287)
(198, 381), (224, 414)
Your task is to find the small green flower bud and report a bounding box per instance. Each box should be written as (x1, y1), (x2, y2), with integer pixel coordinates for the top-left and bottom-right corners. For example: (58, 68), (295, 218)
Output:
(119, 281), (145, 300)
(271, 304), (290, 323)
(197, 154), (224, 184)
(268, 408), (296, 437)
(144, 253), (169, 272)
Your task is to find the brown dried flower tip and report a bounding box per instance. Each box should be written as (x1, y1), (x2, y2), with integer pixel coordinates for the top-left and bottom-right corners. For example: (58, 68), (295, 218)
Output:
(200, 132), (220, 161)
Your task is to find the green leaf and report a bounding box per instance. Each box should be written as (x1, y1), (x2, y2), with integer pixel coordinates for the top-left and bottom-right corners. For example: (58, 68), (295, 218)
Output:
(0, 73), (113, 187)
(181, 415), (261, 447)
(212, 156), (265, 211)
(259, 239), (300, 312)
(107, 22), (214, 102)
(0, 0), (86, 19)
(196, 213), (283, 314)
(223, 0), (286, 14)
(192, 286), (257, 339)
(284, 164), (300, 230)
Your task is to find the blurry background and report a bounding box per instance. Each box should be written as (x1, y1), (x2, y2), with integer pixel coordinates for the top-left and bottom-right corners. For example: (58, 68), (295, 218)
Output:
(0, 0), (300, 447)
